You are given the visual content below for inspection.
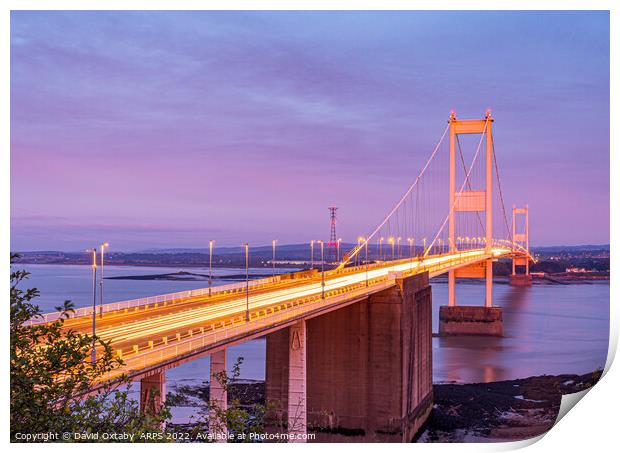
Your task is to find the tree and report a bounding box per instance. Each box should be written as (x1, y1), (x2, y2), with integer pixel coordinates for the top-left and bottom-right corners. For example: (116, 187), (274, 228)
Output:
(10, 254), (170, 442)
(186, 357), (304, 443)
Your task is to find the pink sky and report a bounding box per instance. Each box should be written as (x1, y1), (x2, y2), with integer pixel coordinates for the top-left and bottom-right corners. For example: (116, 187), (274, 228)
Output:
(11, 11), (609, 251)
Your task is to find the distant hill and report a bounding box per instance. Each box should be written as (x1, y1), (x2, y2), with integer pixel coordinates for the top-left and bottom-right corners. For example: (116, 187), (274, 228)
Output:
(532, 244), (609, 253)
(12, 243), (609, 269)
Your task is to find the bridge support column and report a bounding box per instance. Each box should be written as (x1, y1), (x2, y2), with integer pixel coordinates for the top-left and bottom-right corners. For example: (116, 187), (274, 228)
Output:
(288, 320), (307, 442)
(448, 270), (456, 306)
(439, 305), (502, 336)
(510, 205), (533, 286)
(439, 258), (503, 336)
(209, 349), (228, 442)
(140, 371), (166, 415)
(510, 274), (533, 286)
(485, 258), (493, 307)
(266, 272), (433, 442)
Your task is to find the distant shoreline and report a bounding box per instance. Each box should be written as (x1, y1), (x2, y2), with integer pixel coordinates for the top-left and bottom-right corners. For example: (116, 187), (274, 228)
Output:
(105, 271), (276, 281)
(15, 262), (609, 284)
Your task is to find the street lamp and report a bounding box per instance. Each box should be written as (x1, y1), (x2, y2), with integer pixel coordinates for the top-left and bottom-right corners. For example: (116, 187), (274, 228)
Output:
(99, 242), (108, 318)
(423, 237), (427, 256)
(379, 237), (384, 260)
(389, 237), (395, 261)
(356, 237), (363, 266)
(209, 239), (214, 296)
(362, 237), (369, 286)
(244, 243), (250, 321)
(397, 237), (402, 259)
(87, 248), (97, 365)
(318, 240), (325, 299)
(337, 238), (342, 262)
(407, 237), (413, 263)
(310, 240), (315, 270)
(272, 239), (277, 278)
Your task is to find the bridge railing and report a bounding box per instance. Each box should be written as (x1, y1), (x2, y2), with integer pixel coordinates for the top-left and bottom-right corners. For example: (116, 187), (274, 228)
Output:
(102, 250), (500, 381)
(26, 274), (288, 325)
(28, 246), (520, 327)
(86, 248), (526, 386)
(102, 276), (397, 382)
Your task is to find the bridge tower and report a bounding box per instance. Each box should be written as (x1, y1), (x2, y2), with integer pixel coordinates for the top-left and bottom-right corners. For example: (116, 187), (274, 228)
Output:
(510, 204), (532, 286)
(327, 206), (338, 263)
(440, 110), (503, 336)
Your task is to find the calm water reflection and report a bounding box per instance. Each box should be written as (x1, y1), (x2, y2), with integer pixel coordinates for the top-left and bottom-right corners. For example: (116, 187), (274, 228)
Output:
(432, 279), (609, 382)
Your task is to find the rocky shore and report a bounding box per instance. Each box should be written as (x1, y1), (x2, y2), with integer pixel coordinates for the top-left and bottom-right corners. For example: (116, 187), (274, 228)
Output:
(417, 371), (601, 442)
(166, 371), (601, 442)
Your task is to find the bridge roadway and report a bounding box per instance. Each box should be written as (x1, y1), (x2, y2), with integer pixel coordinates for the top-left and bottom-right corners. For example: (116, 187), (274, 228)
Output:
(57, 247), (515, 383)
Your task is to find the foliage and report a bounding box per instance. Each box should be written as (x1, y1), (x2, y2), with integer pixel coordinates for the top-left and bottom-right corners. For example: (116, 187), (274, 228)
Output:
(10, 254), (170, 442)
(188, 357), (280, 442)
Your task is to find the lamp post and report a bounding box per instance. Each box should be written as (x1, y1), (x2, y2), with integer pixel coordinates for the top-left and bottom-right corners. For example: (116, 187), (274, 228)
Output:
(318, 240), (325, 299)
(244, 243), (250, 321)
(389, 237), (395, 261)
(408, 237), (413, 264)
(337, 238), (341, 262)
(310, 240), (315, 270)
(356, 237), (362, 266)
(356, 236), (364, 264)
(209, 239), (214, 296)
(363, 237), (369, 286)
(397, 237), (402, 259)
(379, 237), (384, 260)
(99, 242), (108, 318)
(423, 237), (427, 256)
(272, 239), (277, 278)
(88, 248), (97, 365)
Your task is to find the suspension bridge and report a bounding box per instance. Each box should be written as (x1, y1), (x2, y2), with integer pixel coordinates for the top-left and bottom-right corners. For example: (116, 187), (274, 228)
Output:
(33, 111), (533, 442)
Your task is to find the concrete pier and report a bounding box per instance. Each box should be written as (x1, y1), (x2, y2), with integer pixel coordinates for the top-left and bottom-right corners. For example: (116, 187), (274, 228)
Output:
(509, 274), (533, 286)
(266, 272), (433, 442)
(209, 349), (228, 441)
(438, 305), (503, 336)
(140, 371), (166, 415)
(287, 320), (307, 442)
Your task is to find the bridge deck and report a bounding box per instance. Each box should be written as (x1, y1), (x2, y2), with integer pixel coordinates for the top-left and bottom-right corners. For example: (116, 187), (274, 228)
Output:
(43, 247), (520, 383)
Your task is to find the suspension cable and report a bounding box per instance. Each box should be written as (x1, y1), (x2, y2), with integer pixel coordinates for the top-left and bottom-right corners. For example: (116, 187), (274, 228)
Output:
(336, 124), (450, 269)
(491, 135), (512, 242)
(425, 119), (488, 257)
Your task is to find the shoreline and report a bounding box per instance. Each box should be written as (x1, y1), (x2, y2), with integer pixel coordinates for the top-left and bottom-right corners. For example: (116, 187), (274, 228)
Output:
(165, 371), (602, 442)
(417, 371), (601, 442)
(16, 262), (609, 284)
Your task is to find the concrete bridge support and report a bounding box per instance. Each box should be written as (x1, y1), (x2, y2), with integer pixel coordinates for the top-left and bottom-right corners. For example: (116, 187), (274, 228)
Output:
(266, 272), (433, 442)
(439, 258), (503, 336)
(140, 371), (166, 415)
(288, 320), (307, 442)
(439, 305), (503, 336)
(209, 349), (228, 442)
(509, 274), (533, 286)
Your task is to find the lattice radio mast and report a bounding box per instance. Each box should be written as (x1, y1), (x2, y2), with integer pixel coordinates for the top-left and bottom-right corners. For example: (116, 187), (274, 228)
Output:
(328, 206), (338, 262)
